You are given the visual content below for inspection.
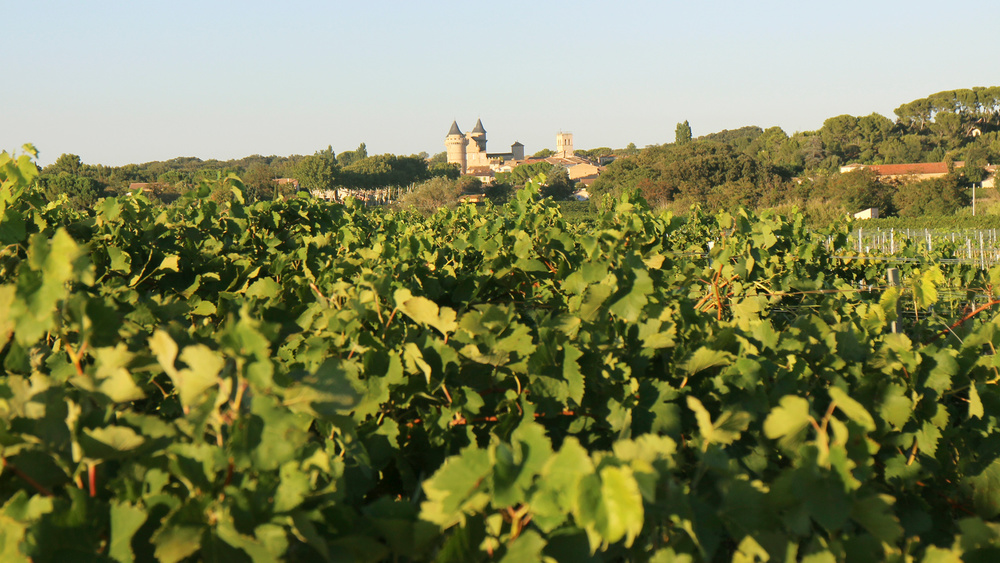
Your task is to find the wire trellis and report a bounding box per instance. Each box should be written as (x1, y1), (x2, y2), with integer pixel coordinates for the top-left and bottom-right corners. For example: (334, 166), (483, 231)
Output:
(845, 227), (1000, 269)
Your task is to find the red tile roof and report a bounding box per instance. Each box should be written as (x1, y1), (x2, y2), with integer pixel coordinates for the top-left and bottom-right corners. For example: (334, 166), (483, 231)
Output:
(867, 162), (963, 176)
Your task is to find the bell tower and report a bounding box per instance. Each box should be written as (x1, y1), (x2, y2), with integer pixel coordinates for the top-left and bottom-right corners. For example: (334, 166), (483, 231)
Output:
(556, 132), (574, 158)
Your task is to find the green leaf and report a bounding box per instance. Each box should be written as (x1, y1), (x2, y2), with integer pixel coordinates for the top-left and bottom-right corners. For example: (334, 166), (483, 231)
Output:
(683, 347), (735, 375)
(420, 447), (493, 528)
(850, 495), (903, 544)
(274, 461), (311, 513)
(828, 387), (875, 432)
(81, 426), (146, 460)
(911, 267), (945, 309)
(12, 229), (86, 344)
(563, 344), (585, 405)
(687, 397), (751, 446)
(246, 277), (281, 300)
(609, 269), (653, 323)
(0, 207), (25, 245)
(491, 421), (553, 507)
(152, 524), (203, 563)
(283, 358), (361, 418)
(923, 350), (956, 395)
(969, 383), (984, 420)
(109, 501), (147, 563)
(879, 384), (912, 429)
(157, 255), (181, 273)
(575, 465), (644, 549)
(531, 437), (593, 532)
(499, 530), (546, 563)
(151, 336), (224, 410)
(763, 395), (813, 450)
(879, 286), (900, 324)
(964, 459), (1000, 518)
(107, 247), (132, 274)
(394, 288), (457, 337)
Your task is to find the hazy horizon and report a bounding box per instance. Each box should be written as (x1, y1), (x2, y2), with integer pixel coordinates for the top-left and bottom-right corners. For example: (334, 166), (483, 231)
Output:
(5, 0), (1000, 167)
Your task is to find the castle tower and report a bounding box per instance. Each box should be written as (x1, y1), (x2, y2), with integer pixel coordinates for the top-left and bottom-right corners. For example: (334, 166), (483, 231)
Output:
(445, 121), (468, 174)
(556, 132), (574, 158)
(469, 119), (487, 152)
(511, 141), (524, 161)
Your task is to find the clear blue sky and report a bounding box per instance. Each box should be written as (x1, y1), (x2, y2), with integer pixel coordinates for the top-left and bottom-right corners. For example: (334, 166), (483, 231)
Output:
(4, 0), (999, 166)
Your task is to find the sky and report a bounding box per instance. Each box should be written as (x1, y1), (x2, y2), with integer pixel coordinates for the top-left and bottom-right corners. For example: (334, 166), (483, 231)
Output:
(4, 0), (1000, 167)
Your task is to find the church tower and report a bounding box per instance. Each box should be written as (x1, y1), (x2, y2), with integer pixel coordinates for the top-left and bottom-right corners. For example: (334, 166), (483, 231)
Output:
(445, 121), (468, 174)
(556, 132), (574, 158)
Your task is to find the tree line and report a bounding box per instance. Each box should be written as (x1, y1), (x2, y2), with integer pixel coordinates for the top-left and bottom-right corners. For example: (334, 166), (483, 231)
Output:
(590, 87), (1000, 221)
(31, 87), (1000, 217)
(34, 143), (461, 208)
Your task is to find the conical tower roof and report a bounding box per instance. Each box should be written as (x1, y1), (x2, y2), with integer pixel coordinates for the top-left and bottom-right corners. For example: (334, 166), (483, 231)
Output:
(471, 119), (486, 134)
(447, 121), (463, 136)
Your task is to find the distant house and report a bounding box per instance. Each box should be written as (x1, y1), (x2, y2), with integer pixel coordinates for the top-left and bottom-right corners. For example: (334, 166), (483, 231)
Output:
(458, 193), (485, 204)
(274, 178), (300, 189)
(984, 165), (998, 188)
(840, 161), (997, 188)
(127, 182), (171, 193)
(839, 161), (962, 182)
(466, 166), (495, 185)
(542, 156), (601, 181)
(853, 208), (879, 220)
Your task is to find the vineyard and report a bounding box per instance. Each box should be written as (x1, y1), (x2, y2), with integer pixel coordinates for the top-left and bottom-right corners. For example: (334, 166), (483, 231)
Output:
(6, 144), (1000, 561)
(847, 226), (1000, 269)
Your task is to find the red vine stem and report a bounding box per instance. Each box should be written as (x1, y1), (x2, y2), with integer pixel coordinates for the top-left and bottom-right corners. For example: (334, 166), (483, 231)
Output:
(925, 299), (1000, 344)
(88, 463), (97, 497)
(2, 458), (53, 497)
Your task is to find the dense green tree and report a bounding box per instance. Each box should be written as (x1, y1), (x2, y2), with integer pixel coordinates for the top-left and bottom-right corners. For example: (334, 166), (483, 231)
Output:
(878, 135), (926, 164)
(455, 176), (483, 194)
(590, 159), (657, 203)
(157, 169), (190, 186)
(43, 153), (83, 176)
(429, 161), (460, 179)
(591, 140), (789, 210)
(484, 181), (515, 204)
(697, 126), (763, 151)
(962, 144), (990, 184)
(572, 147), (613, 160)
(895, 87), (1000, 135)
(675, 120), (692, 145)
(747, 127), (805, 175)
(37, 173), (104, 210)
(892, 174), (968, 216)
(817, 113), (895, 164)
(339, 154), (430, 189)
(539, 167), (576, 200)
(394, 176), (460, 215)
(531, 148), (555, 158)
(496, 162), (556, 187)
(812, 168), (896, 214)
(242, 162), (280, 201)
(295, 154), (337, 192)
(337, 143), (367, 167)
(106, 164), (148, 191)
(800, 135), (827, 170)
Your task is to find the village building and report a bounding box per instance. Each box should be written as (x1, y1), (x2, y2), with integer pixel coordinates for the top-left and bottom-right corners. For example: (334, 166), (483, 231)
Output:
(444, 121), (606, 190)
(445, 119), (524, 177)
(839, 161), (997, 187)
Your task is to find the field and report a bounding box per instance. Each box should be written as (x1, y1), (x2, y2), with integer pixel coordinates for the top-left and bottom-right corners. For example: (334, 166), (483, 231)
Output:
(5, 150), (1000, 561)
